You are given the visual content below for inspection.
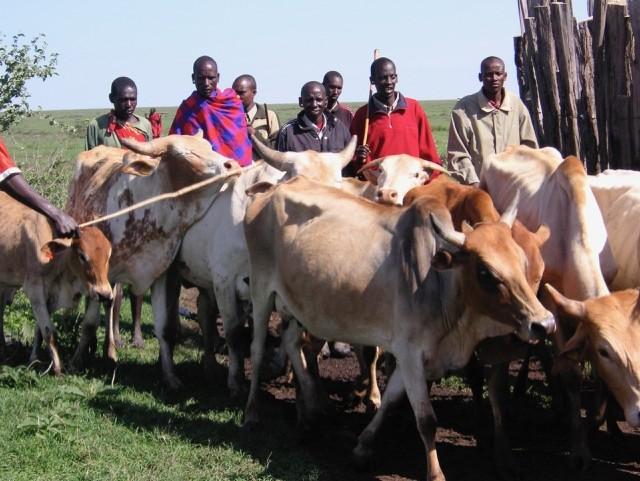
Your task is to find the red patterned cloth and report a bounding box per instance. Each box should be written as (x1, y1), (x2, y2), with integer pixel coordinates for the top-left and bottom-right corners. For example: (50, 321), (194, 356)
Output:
(169, 89), (252, 166)
(106, 111), (148, 142)
(0, 136), (21, 183)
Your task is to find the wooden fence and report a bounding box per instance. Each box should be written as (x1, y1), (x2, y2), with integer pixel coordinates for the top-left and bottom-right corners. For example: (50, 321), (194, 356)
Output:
(515, 0), (640, 172)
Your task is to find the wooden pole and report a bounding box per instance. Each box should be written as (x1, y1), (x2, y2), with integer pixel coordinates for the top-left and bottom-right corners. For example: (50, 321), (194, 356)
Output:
(362, 48), (381, 147)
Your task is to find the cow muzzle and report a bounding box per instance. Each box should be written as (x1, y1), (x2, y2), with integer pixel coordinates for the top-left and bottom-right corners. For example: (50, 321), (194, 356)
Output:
(518, 311), (556, 344)
(91, 286), (114, 304)
(376, 189), (401, 206)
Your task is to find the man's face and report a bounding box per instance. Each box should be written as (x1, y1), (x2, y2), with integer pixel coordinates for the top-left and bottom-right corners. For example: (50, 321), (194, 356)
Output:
(479, 61), (507, 95)
(371, 62), (397, 99)
(323, 76), (343, 104)
(193, 62), (219, 98)
(110, 85), (137, 121)
(233, 79), (256, 111)
(299, 85), (327, 119)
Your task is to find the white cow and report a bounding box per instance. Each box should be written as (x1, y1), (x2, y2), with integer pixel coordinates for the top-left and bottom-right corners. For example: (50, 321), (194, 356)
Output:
(173, 135), (357, 395)
(480, 145), (611, 467)
(589, 169), (640, 289)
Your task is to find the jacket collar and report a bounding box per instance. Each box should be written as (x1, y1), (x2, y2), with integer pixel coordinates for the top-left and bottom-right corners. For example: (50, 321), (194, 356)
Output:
(296, 110), (334, 132)
(476, 89), (513, 113)
(369, 91), (407, 115)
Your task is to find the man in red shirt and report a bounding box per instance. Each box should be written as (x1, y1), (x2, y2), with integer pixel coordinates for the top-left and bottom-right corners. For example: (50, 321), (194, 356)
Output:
(0, 137), (78, 238)
(348, 57), (441, 176)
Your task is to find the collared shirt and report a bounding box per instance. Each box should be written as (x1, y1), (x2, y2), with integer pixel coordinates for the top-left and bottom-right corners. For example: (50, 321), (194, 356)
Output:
(301, 113), (327, 141)
(327, 101), (354, 128)
(447, 88), (538, 184)
(246, 104), (258, 124)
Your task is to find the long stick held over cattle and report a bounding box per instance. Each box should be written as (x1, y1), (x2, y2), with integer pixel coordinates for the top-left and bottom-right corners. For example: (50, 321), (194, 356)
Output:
(78, 168), (243, 228)
(362, 48), (381, 147)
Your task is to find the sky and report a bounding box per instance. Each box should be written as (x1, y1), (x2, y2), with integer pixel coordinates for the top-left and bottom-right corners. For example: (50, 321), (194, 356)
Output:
(3, 0), (590, 110)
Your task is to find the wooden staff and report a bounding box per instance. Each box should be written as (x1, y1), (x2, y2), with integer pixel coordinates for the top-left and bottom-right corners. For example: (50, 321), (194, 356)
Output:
(362, 48), (381, 147)
(78, 168), (243, 228)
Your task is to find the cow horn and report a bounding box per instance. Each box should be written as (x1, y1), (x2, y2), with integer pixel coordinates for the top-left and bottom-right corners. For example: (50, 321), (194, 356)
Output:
(338, 135), (358, 168)
(420, 160), (450, 174)
(120, 136), (171, 157)
(499, 191), (520, 228)
(357, 158), (383, 174)
(251, 134), (292, 171)
(430, 212), (466, 248)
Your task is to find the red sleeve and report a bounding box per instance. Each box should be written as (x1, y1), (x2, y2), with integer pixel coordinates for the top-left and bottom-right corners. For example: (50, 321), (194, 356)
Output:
(0, 137), (20, 181)
(415, 103), (441, 165)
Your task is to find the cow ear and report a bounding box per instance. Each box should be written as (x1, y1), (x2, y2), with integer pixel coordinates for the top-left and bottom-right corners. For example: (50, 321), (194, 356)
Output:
(362, 168), (379, 185)
(246, 181), (275, 197)
(559, 324), (588, 363)
(40, 239), (71, 263)
(432, 250), (465, 271)
(534, 224), (551, 247)
(121, 153), (160, 177)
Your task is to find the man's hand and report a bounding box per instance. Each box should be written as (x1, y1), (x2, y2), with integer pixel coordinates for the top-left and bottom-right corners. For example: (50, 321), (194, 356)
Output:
(247, 126), (256, 137)
(355, 144), (371, 163)
(51, 210), (79, 238)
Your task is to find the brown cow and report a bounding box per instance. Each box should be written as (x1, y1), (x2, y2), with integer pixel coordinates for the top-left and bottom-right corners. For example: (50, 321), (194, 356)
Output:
(243, 176), (555, 481)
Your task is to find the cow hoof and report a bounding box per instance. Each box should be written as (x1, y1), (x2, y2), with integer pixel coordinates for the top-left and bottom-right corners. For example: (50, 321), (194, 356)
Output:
(568, 446), (591, 471)
(163, 375), (184, 392)
(114, 337), (124, 349)
(352, 444), (373, 471)
(131, 337), (145, 349)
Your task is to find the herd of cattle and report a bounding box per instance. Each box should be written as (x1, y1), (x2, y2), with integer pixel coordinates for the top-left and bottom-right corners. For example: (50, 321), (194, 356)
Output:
(0, 133), (639, 481)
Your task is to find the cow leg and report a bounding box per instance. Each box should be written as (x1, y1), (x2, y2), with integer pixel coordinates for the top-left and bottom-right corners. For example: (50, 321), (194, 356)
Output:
(216, 283), (248, 398)
(353, 368), (406, 469)
(243, 289), (274, 428)
(464, 352), (488, 446)
(487, 362), (518, 479)
(400, 355), (445, 481)
(101, 296), (117, 369)
(555, 355), (590, 470)
(70, 298), (101, 371)
(0, 293), (7, 361)
(354, 345), (381, 412)
(111, 283), (124, 348)
(197, 288), (225, 384)
(282, 319), (326, 429)
(151, 268), (182, 391)
(24, 284), (62, 375)
(130, 292), (144, 348)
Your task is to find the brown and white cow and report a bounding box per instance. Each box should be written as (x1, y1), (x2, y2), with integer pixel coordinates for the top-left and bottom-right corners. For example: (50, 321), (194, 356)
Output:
(0, 191), (112, 373)
(243, 176), (555, 481)
(480, 145), (612, 467)
(65, 135), (235, 384)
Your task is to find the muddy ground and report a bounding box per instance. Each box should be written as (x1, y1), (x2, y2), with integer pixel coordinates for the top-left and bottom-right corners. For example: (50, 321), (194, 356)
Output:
(179, 288), (640, 481)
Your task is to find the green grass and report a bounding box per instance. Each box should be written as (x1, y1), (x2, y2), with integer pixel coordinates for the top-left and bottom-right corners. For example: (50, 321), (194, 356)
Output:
(0, 100), (456, 481)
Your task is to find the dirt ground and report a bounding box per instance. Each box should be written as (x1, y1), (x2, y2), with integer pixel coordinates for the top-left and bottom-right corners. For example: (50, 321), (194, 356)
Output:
(182, 289), (640, 480)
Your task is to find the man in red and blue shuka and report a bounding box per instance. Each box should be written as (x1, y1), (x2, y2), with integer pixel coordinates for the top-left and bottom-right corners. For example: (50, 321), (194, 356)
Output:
(0, 136), (77, 238)
(170, 56), (252, 166)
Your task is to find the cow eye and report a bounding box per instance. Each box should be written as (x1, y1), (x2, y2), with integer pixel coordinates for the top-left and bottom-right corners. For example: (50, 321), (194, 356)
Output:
(78, 250), (90, 264)
(597, 347), (611, 360)
(414, 172), (421, 178)
(477, 264), (499, 292)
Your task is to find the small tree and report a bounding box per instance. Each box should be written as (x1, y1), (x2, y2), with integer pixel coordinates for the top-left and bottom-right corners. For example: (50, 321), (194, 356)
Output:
(0, 33), (58, 132)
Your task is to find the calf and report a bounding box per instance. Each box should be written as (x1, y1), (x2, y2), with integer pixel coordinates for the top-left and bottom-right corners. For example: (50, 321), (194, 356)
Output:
(0, 191), (112, 373)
